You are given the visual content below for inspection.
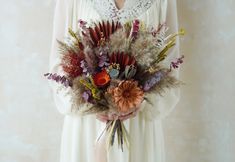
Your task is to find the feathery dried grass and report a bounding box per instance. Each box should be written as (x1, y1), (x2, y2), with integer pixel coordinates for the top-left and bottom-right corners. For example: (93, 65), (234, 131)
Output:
(109, 29), (131, 54)
(147, 75), (182, 96)
(70, 77), (87, 112)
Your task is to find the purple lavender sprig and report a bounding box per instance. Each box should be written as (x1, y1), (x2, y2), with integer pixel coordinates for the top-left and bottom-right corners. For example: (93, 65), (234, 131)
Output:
(170, 55), (185, 71)
(95, 47), (110, 68)
(143, 70), (166, 92)
(78, 19), (90, 43)
(80, 60), (90, 75)
(44, 73), (72, 88)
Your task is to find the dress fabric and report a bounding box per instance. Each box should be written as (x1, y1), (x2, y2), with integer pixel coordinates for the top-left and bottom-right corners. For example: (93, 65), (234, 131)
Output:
(49, 0), (180, 162)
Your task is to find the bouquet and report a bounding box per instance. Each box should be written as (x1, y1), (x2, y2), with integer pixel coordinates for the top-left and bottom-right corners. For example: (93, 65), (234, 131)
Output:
(45, 19), (184, 150)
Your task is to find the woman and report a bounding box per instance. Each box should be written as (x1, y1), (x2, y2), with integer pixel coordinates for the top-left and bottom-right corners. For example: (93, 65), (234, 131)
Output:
(49, 0), (180, 162)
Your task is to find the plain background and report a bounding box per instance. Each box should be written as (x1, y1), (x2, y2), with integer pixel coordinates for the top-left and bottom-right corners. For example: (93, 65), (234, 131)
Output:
(0, 0), (235, 162)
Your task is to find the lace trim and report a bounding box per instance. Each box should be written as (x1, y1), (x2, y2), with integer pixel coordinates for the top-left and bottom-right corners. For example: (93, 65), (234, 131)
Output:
(92, 0), (155, 23)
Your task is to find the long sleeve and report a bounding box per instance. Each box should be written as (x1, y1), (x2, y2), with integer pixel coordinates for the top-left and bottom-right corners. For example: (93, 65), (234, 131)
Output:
(49, 0), (74, 115)
(49, 0), (100, 115)
(140, 0), (181, 121)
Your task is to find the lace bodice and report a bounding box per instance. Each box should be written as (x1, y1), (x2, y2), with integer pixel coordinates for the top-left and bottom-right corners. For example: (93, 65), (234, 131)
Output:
(91, 0), (155, 23)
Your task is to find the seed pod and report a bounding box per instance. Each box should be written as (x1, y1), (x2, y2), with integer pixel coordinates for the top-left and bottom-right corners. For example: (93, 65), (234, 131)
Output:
(125, 65), (137, 79)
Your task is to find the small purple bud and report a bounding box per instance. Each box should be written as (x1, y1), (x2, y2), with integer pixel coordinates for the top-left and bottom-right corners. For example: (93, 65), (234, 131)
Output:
(170, 55), (185, 71)
(98, 54), (110, 68)
(78, 19), (87, 27)
(44, 73), (49, 77)
(82, 91), (91, 102)
(61, 76), (66, 82)
(64, 80), (70, 88)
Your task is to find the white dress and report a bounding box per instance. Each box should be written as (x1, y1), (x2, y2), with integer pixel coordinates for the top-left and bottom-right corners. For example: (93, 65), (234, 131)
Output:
(49, 0), (180, 162)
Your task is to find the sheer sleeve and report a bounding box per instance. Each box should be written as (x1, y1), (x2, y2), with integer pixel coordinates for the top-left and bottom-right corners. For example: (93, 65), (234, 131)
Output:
(49, 0), (100, 115)
(140, 0), (181, 121)
(49, 0), (75, 115)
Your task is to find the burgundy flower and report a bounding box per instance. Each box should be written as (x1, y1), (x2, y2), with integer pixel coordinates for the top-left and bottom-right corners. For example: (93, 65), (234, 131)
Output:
(88, 20), (121, 47)
(61, 52), (84, 78)
(109, 52), (136, 71)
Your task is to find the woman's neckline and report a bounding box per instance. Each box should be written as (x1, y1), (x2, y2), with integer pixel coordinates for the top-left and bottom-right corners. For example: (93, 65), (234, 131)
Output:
(112, 0), (127, 11)
(92, 0), (155, 23)
(112, 0), (126, 11)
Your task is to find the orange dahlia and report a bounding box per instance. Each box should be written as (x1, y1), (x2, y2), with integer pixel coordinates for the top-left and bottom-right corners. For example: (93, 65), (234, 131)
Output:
(108, 80), (144, 113)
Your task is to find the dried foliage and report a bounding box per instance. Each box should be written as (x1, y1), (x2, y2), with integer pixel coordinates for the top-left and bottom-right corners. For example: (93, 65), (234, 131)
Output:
(45, 19), (185, 150)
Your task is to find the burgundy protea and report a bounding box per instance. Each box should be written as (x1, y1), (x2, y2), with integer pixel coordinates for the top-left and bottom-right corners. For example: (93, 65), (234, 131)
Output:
(88, 21), (121, 47)
(109, 52), (136, 71)
(61, 52), (84, 78)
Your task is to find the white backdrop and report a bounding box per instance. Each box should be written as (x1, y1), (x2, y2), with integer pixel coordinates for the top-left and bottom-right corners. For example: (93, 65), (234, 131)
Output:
(0, 0), (235, 162)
